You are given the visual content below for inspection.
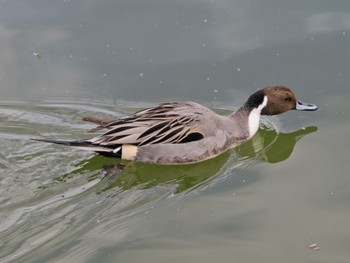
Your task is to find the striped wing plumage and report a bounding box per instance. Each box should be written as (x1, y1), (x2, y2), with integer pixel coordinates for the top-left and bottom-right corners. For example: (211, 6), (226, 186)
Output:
(88, 102), (204, 147)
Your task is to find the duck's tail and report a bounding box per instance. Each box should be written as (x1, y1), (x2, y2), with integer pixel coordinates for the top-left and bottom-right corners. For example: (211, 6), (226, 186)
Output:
(31, 138), (92, 147)
(31, 138), (121, 157)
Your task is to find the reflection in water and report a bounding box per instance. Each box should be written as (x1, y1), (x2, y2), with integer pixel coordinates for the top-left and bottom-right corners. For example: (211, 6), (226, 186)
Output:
(58, 151), (231, 194)
(236, 125), (318, 163)
(55, 126), (318, 193)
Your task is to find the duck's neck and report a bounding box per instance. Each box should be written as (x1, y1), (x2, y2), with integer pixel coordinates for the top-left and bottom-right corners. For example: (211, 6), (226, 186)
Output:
(231, 95), (268, 139)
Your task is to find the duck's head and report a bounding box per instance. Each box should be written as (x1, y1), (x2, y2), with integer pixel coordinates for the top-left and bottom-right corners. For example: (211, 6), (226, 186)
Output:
(246, 86), (318, 115)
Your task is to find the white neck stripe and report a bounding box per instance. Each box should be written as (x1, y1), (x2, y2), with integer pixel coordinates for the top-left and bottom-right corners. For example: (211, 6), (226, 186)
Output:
(248, 95), (268, 138)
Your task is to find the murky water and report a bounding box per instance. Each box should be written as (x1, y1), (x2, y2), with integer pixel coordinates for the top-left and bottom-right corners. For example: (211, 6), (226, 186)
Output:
(1, 1), (350, 262)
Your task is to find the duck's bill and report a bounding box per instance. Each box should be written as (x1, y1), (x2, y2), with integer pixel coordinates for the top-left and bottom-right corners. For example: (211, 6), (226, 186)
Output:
(294, 100), (318, 111)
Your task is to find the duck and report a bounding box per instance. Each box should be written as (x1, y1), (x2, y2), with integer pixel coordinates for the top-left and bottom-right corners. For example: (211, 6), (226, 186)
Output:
(34, 86), (317, 164)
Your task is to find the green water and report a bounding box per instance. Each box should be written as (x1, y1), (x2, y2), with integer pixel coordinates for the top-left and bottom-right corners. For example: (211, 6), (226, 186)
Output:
(1, 1), (350, 262)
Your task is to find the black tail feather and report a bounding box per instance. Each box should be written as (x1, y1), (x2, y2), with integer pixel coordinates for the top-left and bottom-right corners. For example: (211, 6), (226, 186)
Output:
(31, 138), (122, 157)
(31, 138), (91, 147)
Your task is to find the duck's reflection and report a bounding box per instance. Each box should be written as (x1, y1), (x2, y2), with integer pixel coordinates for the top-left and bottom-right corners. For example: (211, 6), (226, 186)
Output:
(236, 125), (318, 163)
(55, 126), (317, 193)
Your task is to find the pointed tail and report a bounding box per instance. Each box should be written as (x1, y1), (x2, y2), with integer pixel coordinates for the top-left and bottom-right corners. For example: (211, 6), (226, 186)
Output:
(31, 138), (92, 147)
(31, 138), (118, 155)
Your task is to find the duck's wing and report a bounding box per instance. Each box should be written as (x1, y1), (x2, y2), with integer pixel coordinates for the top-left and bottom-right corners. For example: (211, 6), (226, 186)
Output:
(88, 102), (207, 147)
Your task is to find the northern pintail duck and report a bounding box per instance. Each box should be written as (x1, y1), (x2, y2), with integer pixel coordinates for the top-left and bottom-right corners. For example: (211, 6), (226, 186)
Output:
(35, 86), (317, 164)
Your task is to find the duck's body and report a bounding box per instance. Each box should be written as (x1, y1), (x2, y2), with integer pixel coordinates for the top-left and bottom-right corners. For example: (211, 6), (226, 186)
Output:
(34, 86), (317, 164)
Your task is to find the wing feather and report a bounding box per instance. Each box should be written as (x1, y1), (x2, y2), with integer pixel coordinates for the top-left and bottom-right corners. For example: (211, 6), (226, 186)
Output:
(87, 102), (207, 147)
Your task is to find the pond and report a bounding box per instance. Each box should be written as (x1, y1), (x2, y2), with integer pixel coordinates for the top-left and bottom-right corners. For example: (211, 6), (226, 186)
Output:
(1, 1), (350, 262)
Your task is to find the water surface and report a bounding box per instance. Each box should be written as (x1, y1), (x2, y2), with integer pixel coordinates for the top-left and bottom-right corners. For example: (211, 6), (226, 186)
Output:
(1, 1), (350, 262)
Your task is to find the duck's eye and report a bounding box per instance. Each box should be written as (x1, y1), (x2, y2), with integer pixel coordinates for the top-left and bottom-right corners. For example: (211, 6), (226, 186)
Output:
(284, 97), (292, 102)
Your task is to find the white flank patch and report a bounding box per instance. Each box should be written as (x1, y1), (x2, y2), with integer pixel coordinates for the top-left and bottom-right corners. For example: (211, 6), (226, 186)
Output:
(248, 95), (268, 138)
(121, 144), (138, 160)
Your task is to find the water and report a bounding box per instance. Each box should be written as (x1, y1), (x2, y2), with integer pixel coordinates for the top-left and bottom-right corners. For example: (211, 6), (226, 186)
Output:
(1, 1), (350, 262)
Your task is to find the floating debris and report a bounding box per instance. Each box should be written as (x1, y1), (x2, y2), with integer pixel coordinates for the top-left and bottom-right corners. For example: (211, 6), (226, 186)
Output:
(33, 52), (42, 59)
(307, 243), (320, 251)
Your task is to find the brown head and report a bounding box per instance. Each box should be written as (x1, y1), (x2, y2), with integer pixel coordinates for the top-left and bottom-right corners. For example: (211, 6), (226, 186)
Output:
(258, 86), (318, 115)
